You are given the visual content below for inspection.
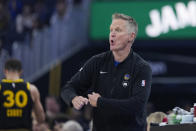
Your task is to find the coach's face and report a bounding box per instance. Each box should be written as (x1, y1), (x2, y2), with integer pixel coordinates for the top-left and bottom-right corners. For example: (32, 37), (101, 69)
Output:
(109, 19), (131, 52)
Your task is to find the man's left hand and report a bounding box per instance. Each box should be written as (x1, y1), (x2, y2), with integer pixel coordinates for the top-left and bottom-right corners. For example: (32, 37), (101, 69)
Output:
(88, 92), (101, 107)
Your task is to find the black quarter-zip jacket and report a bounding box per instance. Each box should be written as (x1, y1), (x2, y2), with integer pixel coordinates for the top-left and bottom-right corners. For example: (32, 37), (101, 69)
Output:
(61, 50), (152, 131)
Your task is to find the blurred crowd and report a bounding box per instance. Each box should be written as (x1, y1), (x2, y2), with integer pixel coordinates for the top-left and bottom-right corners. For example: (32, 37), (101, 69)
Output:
(0, 0), (89, 80)
(33, 96), (93, 131)
(0, 0), (83, 55)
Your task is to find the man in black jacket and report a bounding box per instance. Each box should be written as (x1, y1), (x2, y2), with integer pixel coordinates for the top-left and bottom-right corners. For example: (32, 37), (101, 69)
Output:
(61, 13), (152, 131)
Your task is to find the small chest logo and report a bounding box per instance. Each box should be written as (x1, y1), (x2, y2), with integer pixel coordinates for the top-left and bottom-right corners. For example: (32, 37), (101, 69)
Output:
(122, 74), (130, 88)
(122, 81), (129, 88)
(124, 74), (130, 80)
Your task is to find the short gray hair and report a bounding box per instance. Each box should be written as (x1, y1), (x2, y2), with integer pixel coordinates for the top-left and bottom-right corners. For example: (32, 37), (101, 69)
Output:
(112, 13), (138, 36)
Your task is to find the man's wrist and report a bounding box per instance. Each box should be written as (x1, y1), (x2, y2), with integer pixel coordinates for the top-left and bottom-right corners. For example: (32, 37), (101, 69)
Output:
(70, 95), (77, 106)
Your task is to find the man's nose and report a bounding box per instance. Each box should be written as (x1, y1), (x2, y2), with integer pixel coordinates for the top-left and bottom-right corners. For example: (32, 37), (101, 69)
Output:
(110, 33), (116, 37)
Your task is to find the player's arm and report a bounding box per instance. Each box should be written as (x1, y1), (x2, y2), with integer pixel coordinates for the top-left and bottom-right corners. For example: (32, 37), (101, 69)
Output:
(30, 84), (45, 123)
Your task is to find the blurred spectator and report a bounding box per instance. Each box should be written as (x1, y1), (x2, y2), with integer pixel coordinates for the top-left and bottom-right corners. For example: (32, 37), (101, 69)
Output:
(0, 2), (10, 36)
(146, 112), (167, 131)
(53, 122), (63, 131)
(3, 0), (24, 54)
(33, 0), (50, 30)
(50, 0), (71, 26)
(45, 97), (70, 130)
(8, 0), (23, 21)
(61, 120), (83, 131)
(0, 2), (11, 53)
(45, 96), (61, 119)
(50, 0), (74, 59)
(51, 114), (69, 131)
(16, 4), (34, 34)
(77, 105), (92, 131)
(63, 107), (91, 130)
(44, 0), (56, 21)
(56, 0), (67, 18)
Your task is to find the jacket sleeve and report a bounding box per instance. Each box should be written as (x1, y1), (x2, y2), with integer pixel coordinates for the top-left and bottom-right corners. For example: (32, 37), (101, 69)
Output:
(97, 63), (152, 116)
(61, 56), (98, 106)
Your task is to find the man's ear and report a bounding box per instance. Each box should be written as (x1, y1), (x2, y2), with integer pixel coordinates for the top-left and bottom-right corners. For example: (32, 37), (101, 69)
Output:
(129, 32), (136, 42)
(131, 32), (136, 39)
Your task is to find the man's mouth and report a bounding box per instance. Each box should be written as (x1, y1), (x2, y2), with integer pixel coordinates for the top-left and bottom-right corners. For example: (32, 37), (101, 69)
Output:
(110, 40), (114, 45)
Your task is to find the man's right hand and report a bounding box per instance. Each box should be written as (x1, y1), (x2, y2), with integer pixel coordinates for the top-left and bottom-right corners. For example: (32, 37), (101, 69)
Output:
(72, 96), (88, 110)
